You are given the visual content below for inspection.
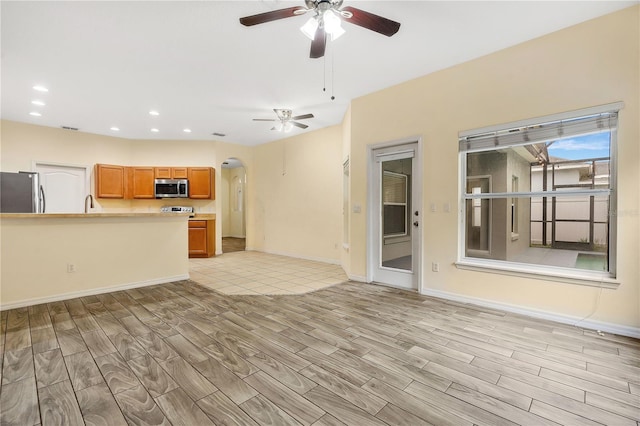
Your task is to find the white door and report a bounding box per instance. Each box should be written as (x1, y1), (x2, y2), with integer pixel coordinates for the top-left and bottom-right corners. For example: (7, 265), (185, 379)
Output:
(35, 163), (89, 213)
(369, 141), (421, 290)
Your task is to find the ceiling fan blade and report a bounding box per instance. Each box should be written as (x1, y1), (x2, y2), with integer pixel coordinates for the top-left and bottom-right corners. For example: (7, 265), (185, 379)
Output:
(239, 6), (303, 26)
(291, 121), (309, 129)
(291, 113), (314, 120)
(253, 118), (277, 122)
(341, 6), (401, 37)
(310, 26), (326, 59)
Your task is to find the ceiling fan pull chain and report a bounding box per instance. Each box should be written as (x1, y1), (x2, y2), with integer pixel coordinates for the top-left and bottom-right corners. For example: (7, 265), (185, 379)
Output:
(323, 53), (327, 93)
(331, 46), (335, 101)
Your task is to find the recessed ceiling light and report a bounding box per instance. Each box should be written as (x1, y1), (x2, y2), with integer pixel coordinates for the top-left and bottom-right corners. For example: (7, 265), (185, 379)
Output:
(151, 128), (159, 132)
(149, 110), (159, 116)
(110, 127), (120, 131)
(183, 128), (192, 133)
(33, 85), (49, 92)
(29, 111), (42, 117)
(31, 100), (46, 106)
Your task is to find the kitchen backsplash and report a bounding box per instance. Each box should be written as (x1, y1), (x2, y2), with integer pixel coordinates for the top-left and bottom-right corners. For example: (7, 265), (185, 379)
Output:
(95, 198), (215, 213)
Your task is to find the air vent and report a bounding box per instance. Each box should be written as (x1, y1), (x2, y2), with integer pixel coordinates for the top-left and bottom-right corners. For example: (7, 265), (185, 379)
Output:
(61, 126), (79, 131)
(212, 132), (226, 137)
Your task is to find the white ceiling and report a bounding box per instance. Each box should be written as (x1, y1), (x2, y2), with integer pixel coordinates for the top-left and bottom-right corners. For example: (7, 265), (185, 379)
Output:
(1, 1), (635, 146)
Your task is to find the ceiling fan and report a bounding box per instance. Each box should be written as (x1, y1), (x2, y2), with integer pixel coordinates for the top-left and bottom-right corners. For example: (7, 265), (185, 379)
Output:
(239, 0), (401, 59)
(253, 109), (314, 132)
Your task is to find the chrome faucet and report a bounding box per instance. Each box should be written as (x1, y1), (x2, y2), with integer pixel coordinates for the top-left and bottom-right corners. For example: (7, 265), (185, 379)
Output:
(84, 194), (94, 213)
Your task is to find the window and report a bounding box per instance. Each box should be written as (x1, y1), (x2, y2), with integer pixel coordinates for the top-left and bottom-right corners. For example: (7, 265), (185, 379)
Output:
(458, 105), (619, 284)
(383, 170), (408, 237)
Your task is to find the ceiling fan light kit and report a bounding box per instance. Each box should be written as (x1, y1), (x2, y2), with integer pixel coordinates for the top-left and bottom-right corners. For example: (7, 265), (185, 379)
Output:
(240, 0), (401, 59)
(253, 109), (314, 133)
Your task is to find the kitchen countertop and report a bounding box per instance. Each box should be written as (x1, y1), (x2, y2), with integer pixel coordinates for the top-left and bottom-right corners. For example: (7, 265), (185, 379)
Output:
(0, 212), (192, 219)
(189, 213), (216, 220)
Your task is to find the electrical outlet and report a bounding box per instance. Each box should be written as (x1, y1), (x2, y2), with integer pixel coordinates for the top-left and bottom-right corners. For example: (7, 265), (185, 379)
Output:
(67, 263), (76, 273)
(432, 262), (439, 272)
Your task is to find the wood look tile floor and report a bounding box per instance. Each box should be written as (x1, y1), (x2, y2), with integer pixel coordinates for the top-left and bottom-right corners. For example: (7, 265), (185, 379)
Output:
(1, 279), (639, 426)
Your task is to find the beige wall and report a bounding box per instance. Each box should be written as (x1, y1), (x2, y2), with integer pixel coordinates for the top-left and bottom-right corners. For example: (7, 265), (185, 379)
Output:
(251, 125), (343, 263)
(347, 6), (639, 329)
(0, 216), (189, 308)
(341, 105), (352, 273)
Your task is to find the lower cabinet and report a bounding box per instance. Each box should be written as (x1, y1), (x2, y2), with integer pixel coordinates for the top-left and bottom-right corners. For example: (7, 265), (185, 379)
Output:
(188, 219), (215, 258)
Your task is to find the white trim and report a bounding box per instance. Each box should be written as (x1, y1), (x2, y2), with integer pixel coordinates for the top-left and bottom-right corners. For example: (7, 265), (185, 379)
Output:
(455, 260), (619, 289)
(0, 274), (190, 310)
(421, 287), (640, 339)
(459, 102), (624, 138)
(367, 137), (423, 290)
(347, 274), (367, 283)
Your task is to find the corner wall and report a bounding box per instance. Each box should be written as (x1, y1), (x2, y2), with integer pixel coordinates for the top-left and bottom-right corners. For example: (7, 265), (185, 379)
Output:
(347, 6), (640, 330)
(251, 125), (343, 263)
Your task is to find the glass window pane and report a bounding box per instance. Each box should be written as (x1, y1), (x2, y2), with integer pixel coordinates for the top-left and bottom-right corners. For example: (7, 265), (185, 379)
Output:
(464, 195), (609, 272)
(383, 205), (407, 236)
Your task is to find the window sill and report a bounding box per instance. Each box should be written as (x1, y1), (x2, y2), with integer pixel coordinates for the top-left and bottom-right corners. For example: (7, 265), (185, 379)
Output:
(455, 259), (619, 289)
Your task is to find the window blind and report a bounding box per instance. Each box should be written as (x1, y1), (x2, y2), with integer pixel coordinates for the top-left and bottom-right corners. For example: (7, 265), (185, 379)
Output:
(383, 172), (407, 204)
(459, 112), (618, 153)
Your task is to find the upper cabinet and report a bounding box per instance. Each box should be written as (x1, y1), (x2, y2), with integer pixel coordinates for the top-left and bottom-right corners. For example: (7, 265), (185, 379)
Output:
(95, 164), (125, 198)
(96, 163), (214, 199)
(188, 167), (215, 199)
(129, 167), (155, 199)
(155, 167), (188, 179)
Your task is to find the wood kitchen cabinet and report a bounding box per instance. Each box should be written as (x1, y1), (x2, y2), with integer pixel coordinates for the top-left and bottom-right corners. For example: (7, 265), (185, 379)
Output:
(155, 167), (188, 179)
(95, 164), (126, 198)
(128, 167), (155, 199)
(188, 219), (216, 258)
(188, 167), (215, 199)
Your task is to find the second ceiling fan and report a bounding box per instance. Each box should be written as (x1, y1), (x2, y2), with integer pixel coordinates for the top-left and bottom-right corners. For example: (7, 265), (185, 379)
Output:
(239, 0), (401, 59)
(253, 109), (314, 132)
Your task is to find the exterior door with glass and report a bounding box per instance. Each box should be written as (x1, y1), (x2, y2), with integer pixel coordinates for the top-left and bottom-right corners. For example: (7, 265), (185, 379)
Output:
(369, 141), (421, 290)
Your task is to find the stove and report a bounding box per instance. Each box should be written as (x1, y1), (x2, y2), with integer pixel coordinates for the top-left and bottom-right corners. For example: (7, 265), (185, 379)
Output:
(160, 206), (194, 214)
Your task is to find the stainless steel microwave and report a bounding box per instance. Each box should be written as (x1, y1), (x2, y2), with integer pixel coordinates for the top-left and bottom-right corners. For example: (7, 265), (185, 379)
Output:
(154, 179), (188, 198)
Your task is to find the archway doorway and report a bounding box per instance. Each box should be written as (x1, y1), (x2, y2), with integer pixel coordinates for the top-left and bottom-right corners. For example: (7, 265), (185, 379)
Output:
(221, 158), (246, 253)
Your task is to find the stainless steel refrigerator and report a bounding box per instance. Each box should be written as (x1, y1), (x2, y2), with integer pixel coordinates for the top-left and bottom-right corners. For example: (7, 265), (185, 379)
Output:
(0, 171), (45, 213)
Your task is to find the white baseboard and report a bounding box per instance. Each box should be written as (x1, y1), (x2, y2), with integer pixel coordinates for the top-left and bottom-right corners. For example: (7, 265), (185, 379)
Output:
(0, 274), (190, 310)
(422, 288), (640, 339)
(253, 249), (342, 266)
(347, 274), (367, 283)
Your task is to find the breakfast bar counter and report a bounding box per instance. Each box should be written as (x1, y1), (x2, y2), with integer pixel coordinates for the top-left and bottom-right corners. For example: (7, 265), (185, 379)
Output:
(1, 212), (191, 309)
(0, 212), (191, 218)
